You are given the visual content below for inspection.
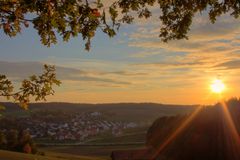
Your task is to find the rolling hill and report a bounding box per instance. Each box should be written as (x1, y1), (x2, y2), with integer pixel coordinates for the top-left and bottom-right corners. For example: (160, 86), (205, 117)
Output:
(146, 98), (240, 160)
(0, 102), (196, 123)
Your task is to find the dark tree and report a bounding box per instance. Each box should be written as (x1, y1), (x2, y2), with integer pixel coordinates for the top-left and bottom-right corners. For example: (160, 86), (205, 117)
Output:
(0, 129), (37, 154)
(0, 131), (7, 149)
(147, 98), (240, 160)
(6, 129), (19, 151)
(18, 130), (37, 154)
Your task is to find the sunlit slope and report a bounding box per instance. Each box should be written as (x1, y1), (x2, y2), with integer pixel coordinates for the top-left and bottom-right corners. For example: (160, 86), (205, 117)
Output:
(0, 150), (106, 160)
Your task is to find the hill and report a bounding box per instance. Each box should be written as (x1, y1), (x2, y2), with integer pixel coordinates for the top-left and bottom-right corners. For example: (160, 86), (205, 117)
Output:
(146, 98), (240, 160)
(0, 102), (196, 123)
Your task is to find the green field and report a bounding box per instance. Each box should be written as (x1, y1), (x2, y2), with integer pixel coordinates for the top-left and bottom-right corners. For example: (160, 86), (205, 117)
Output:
(87, 132), (146, 144)
(0, 145), (146, 160)
(40, 144), (145, 159)
(0, 144), (146, 160)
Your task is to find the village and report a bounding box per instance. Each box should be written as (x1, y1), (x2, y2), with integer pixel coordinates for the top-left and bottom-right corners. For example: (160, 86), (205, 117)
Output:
(17, 111), (139, 142)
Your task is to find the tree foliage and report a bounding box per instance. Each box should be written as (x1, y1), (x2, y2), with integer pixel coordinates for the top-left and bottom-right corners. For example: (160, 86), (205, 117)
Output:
(0, 0), (239, 50)
(0, 129), (38, 154)
(0, 65), (61, 109)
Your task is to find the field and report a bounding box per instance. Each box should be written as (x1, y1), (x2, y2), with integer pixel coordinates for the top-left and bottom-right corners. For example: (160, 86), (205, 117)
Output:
(0, 143), (146, 160)
(0, 149), (106, 160)
(38, 127), (147, 159)
(41, 144), (145, 159)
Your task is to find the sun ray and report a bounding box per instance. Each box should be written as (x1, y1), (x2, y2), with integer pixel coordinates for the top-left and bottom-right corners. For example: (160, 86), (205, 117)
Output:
(220, 101), (240, 159)
(151, 106), (202, 159)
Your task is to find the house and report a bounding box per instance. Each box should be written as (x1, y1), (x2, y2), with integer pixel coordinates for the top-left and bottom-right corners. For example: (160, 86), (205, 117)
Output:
(111, 148), (154, 160)
(126, 122), (138, 128)
(112, 127), (123, 136)
(90, 112), (101, 116)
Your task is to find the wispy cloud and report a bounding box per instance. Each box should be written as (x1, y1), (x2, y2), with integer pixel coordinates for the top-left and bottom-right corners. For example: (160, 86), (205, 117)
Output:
(0, 61), (132, 86)
(215, 60), (240, 70)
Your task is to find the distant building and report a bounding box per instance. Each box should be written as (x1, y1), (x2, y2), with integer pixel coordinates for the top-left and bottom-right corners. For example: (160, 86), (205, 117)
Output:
(90, 112), (102, 116)
(126, 122), (138, 128)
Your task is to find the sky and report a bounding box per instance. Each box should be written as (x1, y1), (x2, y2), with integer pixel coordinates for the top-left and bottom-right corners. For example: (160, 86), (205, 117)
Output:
(0, 6), (240, 105)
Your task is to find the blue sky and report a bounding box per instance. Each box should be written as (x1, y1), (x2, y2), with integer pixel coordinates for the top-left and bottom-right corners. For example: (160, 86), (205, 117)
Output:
(0, 9), (240, 104)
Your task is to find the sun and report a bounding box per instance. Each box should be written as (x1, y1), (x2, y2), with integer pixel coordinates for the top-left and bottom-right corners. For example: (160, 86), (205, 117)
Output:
(210, 79), (225, 94)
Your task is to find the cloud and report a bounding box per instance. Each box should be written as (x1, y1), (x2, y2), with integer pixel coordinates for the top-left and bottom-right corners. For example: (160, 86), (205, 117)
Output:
(0, 60), (84, 77)
(128, 13), (240, 55)
(97, 71), (148, 76)
(215, 60), (240, 70)
(189, 15), (240, 42)
(0, 61), (131, 85)
(129, 50), (164, 58)
(134, 61), (206, 69)
(125, 13), (240, 80)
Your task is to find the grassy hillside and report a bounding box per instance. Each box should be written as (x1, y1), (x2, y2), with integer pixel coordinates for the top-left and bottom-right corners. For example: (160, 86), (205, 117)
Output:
(0, 150), (106, 160)
(41, 145), (144, 158)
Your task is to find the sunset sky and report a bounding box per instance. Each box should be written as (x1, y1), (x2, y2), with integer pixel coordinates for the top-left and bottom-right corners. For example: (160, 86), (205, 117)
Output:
(0, 7), (240, 105)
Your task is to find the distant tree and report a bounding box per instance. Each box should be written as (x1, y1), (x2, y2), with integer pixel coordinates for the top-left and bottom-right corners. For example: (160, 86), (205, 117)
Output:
(0, 0), (239, 50)
(18, 130), (31, 146)
(6, 129), (19, 151)
(0, 129), (37, 154)
(0, 130), (7, 149)
(18, 130), (37, 154)
(22, 143), (32, 154)
(147, 99), (240, 160)
(0, 65), (61, 109)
